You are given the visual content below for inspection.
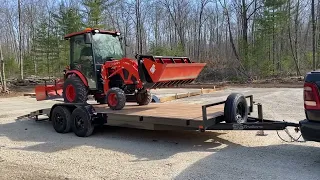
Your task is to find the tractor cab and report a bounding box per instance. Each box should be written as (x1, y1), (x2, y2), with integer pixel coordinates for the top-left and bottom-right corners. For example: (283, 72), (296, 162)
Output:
(64, 28), (124, 89)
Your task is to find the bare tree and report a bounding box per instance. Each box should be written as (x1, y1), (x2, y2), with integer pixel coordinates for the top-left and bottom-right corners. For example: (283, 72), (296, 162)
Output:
(18, 0), (24, 80)
(0, 45), (7, 92)
(197, 0), (210, 62)
(163, 0), (189, 51)
(312, 0), (316, 70)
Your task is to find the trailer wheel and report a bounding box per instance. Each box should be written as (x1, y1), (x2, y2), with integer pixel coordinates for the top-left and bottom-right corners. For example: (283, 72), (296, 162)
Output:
(224, 93), (248, 123)
(106, 87), (126, 110)
(136, 90), (152, 105)
(51, 106), (72, 133)
(63, 76), (88, 103)
(71, 107), (94, 137)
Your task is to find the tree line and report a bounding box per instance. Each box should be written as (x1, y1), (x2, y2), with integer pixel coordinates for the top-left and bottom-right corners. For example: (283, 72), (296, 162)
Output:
(0, 0), (319, 88)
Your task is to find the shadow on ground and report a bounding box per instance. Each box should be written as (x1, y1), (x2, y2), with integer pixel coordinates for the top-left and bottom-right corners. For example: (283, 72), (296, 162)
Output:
(0, 118), (231, 161)
(1, 117), (320, 179)
(175, 143), (320, 180)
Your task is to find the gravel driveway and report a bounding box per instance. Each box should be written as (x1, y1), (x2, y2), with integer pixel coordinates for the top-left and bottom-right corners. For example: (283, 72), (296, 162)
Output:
(0, 87), (319, 180)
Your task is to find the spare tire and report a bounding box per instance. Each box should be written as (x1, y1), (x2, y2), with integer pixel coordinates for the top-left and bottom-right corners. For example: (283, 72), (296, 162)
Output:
(224, 93), (248, 123)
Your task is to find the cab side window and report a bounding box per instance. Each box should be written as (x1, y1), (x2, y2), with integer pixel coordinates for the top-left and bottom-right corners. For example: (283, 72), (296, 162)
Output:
(71, 35), (92, 65)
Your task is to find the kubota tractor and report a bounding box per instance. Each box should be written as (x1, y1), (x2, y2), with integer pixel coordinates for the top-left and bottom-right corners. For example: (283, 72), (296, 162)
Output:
(35, 28), (206, 110)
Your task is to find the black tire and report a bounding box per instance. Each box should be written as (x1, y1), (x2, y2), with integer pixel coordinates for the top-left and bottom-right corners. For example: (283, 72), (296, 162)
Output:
(136, 90), (152, 105)
(71, 107), (94, 137)
(51, 106), (72, 133)
(106, 87), (126, 110)
(224, 93), (248, 123)
(63, 76), (88, 103)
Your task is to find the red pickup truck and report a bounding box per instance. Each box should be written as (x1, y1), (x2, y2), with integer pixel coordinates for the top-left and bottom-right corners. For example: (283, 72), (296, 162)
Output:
(300, 71), (320, 142)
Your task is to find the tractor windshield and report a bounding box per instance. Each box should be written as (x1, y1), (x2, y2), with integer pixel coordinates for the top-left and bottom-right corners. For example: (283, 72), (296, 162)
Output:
(92, 33), (123, 63)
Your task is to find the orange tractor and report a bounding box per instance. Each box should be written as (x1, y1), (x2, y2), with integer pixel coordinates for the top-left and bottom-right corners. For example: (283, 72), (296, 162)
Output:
(35, 28), (206, 110)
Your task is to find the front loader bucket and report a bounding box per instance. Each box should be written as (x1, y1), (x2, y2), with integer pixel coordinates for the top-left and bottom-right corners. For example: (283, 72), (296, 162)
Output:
(139, 56), (206, 88)
(35, 79), (64, 101)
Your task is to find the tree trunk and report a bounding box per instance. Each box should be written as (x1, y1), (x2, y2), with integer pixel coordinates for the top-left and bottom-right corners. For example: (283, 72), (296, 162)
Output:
(0, 45), (7, 93)
(242, 0), (248, 70)
(312, 0), (316, 70)
(288, 0), (302, 76)
(18, 0), (24, 80)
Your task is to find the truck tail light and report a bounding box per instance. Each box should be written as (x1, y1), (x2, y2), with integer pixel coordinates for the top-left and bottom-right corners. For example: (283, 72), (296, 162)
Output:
(304, 82), (320, 110)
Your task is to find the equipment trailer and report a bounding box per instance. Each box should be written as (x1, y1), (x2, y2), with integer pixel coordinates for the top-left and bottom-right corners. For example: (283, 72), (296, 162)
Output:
(19, 93), (300, 137)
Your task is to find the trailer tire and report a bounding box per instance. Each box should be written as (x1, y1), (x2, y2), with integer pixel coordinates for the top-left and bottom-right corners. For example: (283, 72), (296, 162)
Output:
(224, 93), (248, 123)
(51, 106), (72, 133)
(136, 90), (152, 105)
(63, 76), (88, 103)
(71, 107), (94, 137)
(106, 87), (126, 110)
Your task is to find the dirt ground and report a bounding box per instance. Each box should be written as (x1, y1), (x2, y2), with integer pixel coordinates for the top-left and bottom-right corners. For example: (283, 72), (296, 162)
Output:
(0, 87), (320, 180)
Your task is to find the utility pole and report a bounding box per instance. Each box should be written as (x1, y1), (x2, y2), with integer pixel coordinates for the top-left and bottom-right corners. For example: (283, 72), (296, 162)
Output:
(312, 0), (316, 70)
(18, 0), (23, 79)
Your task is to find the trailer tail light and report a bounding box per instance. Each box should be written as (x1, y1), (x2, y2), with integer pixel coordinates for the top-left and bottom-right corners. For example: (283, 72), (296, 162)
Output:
(304, 82), (320, 110)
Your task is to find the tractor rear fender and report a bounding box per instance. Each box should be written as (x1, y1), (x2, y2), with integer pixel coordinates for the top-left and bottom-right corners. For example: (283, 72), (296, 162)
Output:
(65, 70), (89, 87)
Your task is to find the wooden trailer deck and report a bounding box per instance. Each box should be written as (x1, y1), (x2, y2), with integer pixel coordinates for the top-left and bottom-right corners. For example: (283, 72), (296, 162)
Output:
(18, 95), (258, 135)
(94, 103), (224, 120)
(92, 103), (225, 130)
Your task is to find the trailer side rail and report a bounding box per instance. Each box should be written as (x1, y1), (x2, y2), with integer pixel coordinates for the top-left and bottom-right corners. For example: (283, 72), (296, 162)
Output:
(201, 95), (253, 130)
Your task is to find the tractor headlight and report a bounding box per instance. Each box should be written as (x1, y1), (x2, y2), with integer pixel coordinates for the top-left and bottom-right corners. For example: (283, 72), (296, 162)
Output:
(116, 32), (121, 36)
(94, 29), (100, 33)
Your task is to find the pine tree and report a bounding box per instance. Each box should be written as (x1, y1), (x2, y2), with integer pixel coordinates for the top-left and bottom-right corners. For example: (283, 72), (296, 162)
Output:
(82, 0), (106, 28)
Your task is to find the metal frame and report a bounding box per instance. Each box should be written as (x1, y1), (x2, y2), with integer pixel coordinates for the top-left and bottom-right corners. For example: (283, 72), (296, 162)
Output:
(18, 94), (299, 132)
(201, 95), (253, 130)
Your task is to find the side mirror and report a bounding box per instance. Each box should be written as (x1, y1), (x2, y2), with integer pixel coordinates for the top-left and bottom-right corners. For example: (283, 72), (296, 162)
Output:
(84, 33), (92, 44)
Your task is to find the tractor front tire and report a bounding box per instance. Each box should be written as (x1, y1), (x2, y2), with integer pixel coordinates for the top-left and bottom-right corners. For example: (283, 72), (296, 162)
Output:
(136, 90), (152, 105)
(106, 87), (126, 110)
(63, 76), (88, 103)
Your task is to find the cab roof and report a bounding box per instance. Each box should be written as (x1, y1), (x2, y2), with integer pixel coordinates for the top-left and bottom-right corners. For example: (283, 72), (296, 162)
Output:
(64, 28), (120, 39)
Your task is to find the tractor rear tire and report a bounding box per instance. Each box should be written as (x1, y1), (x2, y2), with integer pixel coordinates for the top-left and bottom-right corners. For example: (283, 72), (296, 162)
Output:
(136, 90), (152, 105)
(224, 93), (248, 123)
(71, 107), (94, 137)
(106, 87), (126, 110)
(63, 76), (88, 103)
(51, 106), (72, 133)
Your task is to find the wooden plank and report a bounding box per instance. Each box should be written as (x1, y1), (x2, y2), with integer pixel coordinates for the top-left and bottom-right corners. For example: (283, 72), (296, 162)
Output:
(152, 88), (219, 103)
